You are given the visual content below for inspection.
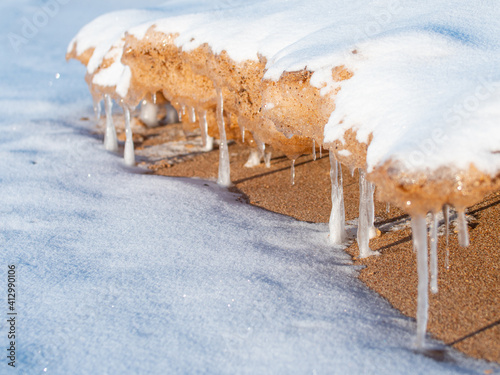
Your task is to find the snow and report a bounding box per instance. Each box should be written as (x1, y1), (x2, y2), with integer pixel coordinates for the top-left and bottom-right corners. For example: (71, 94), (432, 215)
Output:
(0, 0), (497, 374)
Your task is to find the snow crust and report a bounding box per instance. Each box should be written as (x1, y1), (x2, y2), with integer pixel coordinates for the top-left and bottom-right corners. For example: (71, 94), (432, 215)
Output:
(71, 0), (500, 177)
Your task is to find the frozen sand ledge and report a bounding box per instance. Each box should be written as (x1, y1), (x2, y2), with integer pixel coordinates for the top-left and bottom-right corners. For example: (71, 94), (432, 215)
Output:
(67, 0), (500, 350)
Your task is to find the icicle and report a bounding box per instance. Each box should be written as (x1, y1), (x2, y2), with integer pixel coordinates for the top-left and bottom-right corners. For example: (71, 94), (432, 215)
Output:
(312, 139), (317, 161)
(410, 218), (417, 253)
(181, 105), (186, 118)
(188, 106), (196, 123)
(103, 95), (118, 152)
(216, 88), (231, 186)
(177, 103), (183, 122)
(457, 209), (469, 247)
(255, 137), (265, 160)
(198, 110), (213, 151)
(329, 153), (346, 244)
(140, 100), (159, 127)
(413, 215), (429, 349)
(93, 98), (102, 122)
(206, 136), (214, 151)
(152, 92), (157, 104)
(199, 110), (208, 148)
(319, 145), (323, 159)
(291, 159), (296, 186)
(367, 180), (377, 239)
(443, 205), (450, 270)
(264, 151), (272, 168)
(357, 169), (379, 258)
(239, 117), (245, 143)
(244, 150), (261, 168)
(123, 106), (135, 166)
(386, 202), (390, 214)
(429, 213), (438, 294)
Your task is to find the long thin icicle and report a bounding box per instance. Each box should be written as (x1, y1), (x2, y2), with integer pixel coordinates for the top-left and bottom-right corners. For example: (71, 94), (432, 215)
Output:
(216, 88), (231, 186)
(457, 209), (469, 247)
(140, 100), (159, 127)
(443, 205), (450, 270)
(239, 117), (245, 143)
(264, 151), (272, 168)
(189, 106), (196, 123)
(255, 137), (265, 160)
(244, 150), (261, 168)
(103, 95), (118, 152)
(357, 169), (379, 258)
(123, 107), (135, 166)
(429, 213), (438, 294)
(413, 215), (429, 349)
(367, 180), (377, 239)
(291, 159), (296, 186)
(93, 97), (102, 122)
(312, 139), (316, 161)
(199, 110), (208, 143)
(329, 153), (346, 244)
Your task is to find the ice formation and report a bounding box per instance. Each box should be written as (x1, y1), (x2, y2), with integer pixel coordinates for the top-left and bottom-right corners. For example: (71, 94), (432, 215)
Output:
(93, 98), (102, 121)
(264, 151), (272, 168)
(244, 150), (261, 168)
(367, 180), (377, 240)
(103, 94), (118, 152)
(457, 210), (470, 248)
(291, 159), (296, 186)
(429, 213), (439, 294)
(123, 106), (135, 166)
(140, 100), (159, 127)
(329, 153), (346, 244)
(255, 137), (266, 162)
(216, 88), (231, 187)
(240, 120), (245, 143)
(443, 205), (450, 270)
(357, 170), (380, 258)
(413, 215), (429, 349)
(188, 106), (196, 123)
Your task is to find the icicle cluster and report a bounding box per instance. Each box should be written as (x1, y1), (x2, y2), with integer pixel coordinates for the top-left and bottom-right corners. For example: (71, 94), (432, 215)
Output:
(93, 79), (477, 354)
(411, 205), (470, 349)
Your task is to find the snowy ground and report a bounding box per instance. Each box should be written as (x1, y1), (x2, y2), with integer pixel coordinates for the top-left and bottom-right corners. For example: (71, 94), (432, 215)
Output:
(0, 1), (497, 374)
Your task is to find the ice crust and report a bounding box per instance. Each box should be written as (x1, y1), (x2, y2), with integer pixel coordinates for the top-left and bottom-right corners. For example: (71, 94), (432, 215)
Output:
(71, 0), (500, 177)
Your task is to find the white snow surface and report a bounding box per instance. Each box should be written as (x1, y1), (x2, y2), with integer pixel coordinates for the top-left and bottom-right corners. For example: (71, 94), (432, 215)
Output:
(1, 1), (498, 374)
(72, 0), (500, 176)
